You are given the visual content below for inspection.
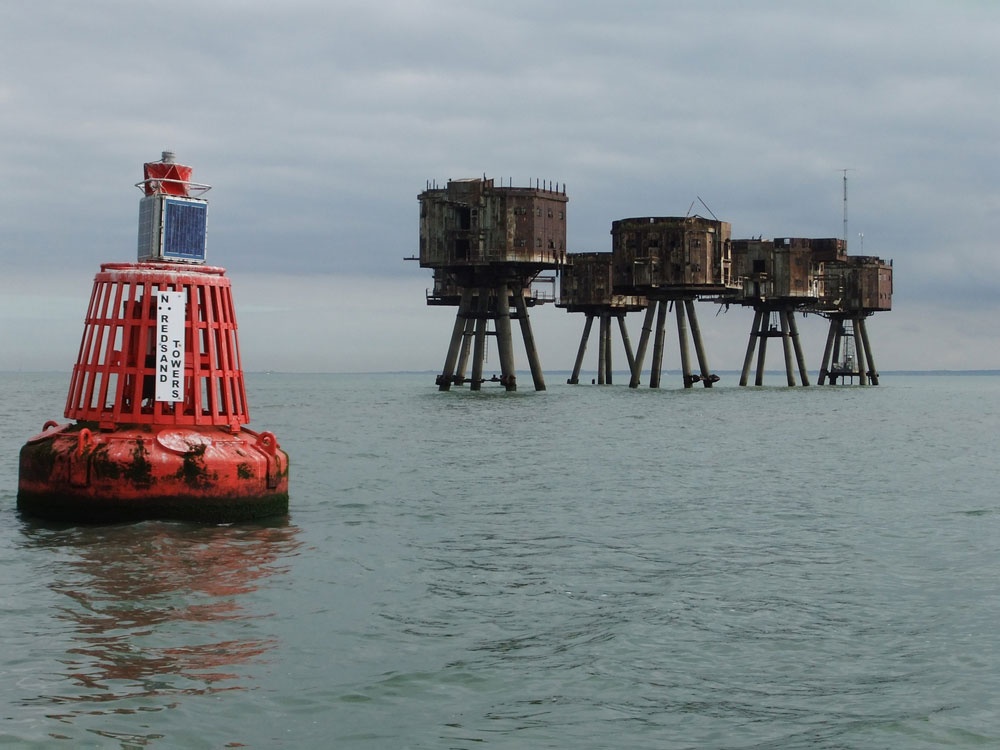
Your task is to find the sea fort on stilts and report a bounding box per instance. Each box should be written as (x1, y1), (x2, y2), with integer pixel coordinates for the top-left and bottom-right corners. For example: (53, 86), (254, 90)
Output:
(413, 174), (892, 390)
(418, 177), (567, 392)
(17, 152), (289, 523)
(556, 252), (646, 385)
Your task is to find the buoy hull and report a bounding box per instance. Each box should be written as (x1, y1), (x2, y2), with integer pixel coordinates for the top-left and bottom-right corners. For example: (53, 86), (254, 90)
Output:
(17, 423), (289, 523)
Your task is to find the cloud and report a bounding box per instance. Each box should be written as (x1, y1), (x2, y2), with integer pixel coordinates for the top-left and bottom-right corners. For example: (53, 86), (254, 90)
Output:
(1, 1), (999, 371)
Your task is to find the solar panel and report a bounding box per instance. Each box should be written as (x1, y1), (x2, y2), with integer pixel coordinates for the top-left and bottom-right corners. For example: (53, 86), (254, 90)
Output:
(137, 195), (208, 263)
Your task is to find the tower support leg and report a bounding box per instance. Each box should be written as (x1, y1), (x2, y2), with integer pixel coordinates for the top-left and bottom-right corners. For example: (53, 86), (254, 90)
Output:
(494, 283), (517, 391)
(603, 313), (614, 384)
(456, 315), (475, 386)
(830, 321), (845, 384)
(740, 309), (763, 387)
(568, 314), (594, 385)
(685, 298), (714, 387)
(755, 313), (769, 387)
(787, 309), (810, 386)
(649, 301), (668, 389)
(438, 287), (474, 391)
(596, 313), (608, 384)
(469, 287), (489, 391)
(779, 309), (796, 386)
(675, 300), (694, 388)
(629, 304), (657, 388)
(617, 314), (637, 375)
(513, 290), (546, 391)
(818, 317), (837, 385)
(858, 317), (879, 385)
(853, 316), (869, 386)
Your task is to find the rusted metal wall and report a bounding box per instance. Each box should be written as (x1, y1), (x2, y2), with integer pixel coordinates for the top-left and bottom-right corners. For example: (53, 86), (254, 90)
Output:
(732, 238), (821, 302)
(610, 216), (734, 294)
(867, 259), (894, 311)
(810, 238), (847, 264)
(557, 252), (646, 311)
(726, 236), (891, 312)
(819, 256), (893, 312)
(419, 178), (567, 269)
(733, 239), (774, 300)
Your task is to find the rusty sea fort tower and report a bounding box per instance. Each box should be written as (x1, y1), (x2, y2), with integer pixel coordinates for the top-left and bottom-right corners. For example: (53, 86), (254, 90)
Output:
(418, 177), (567, 392)
(556, 252), (646, 385)
(413, 173), (893, 390)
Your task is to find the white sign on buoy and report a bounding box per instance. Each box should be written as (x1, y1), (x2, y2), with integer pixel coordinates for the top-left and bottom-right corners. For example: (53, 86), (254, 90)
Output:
(156, 291), (186, 402)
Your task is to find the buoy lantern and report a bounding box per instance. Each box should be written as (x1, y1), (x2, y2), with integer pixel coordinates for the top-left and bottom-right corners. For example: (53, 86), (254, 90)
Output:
(17, 152), (289, 523)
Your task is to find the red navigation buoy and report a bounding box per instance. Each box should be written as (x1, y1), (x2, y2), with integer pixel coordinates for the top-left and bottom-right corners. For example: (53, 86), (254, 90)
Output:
(17, 152), (289, 523)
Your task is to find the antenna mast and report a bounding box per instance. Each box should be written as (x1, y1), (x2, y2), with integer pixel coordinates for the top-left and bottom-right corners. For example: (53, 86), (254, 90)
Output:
(841, 169), (849, 251)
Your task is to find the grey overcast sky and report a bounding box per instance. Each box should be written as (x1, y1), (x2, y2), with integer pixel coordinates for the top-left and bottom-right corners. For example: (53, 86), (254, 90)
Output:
(1, 1), (998, 374)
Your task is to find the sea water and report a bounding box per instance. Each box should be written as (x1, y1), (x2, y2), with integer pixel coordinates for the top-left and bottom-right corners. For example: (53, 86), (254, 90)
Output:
(1, 371), (998, 748)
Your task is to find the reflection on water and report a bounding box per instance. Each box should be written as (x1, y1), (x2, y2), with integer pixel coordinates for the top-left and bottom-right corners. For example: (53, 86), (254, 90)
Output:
(17, 520), (300, 734)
